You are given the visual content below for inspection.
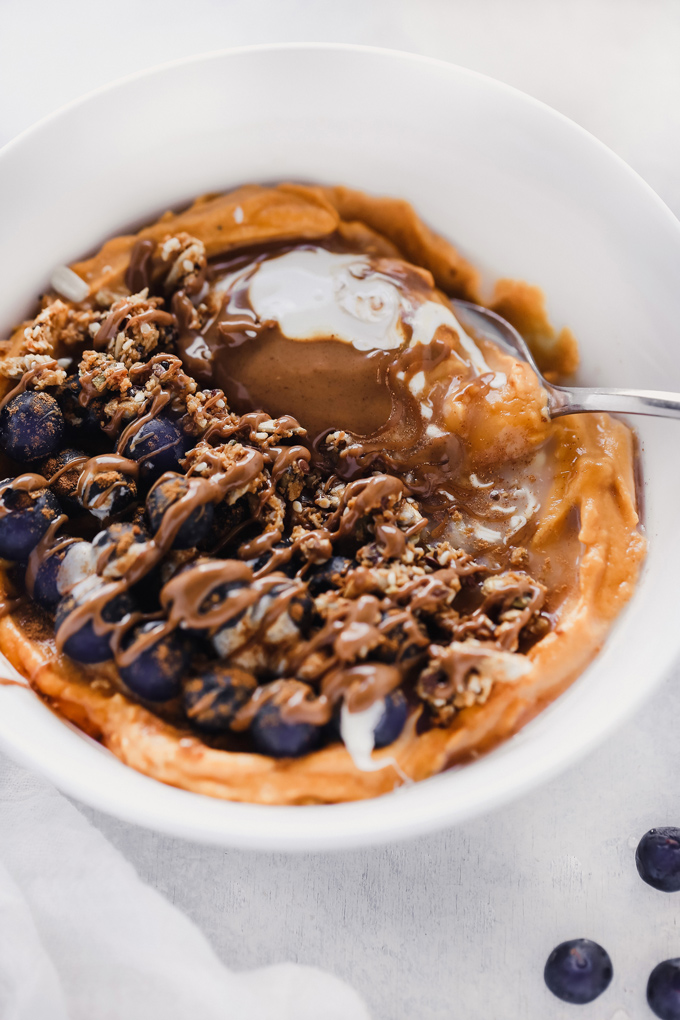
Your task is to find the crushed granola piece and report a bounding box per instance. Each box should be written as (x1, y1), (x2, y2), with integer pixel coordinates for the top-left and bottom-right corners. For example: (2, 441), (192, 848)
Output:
(183, 388), (236, 436)
(79, 350), (132, 399)
(417, 639), (532, 724)
(0, 354), (66, 389)
(159, 233), (207, 294)
(184, 441), (268, 503)
(100, 292), (175, 367)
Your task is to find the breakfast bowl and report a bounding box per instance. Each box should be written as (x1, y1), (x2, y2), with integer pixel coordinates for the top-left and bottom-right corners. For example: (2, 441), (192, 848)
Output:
(0, 43), (678, 850)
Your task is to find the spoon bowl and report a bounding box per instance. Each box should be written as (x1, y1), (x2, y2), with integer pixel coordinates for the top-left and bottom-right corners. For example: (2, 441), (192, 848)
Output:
(453, 300), (680, 420)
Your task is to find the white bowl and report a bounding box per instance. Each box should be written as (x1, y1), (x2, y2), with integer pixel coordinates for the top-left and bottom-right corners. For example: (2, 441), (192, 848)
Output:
(0, 44), (679, 850)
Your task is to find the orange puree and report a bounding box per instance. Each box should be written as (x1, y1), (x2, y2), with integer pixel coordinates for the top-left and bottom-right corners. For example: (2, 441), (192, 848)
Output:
(0, 183), (645, 805)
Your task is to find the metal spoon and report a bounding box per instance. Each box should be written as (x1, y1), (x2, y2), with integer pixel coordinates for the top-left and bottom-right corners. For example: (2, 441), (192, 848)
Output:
(453, 300), (680, 419)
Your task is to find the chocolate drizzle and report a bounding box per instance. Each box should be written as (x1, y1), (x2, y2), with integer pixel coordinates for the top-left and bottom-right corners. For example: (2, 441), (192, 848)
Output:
(125, 239), (156, 294)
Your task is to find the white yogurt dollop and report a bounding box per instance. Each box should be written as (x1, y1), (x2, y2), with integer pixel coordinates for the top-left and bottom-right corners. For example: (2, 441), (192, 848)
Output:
(246, 248), (491, 369)
(339, 699), (387, 772)
(248, 250), (405, 351)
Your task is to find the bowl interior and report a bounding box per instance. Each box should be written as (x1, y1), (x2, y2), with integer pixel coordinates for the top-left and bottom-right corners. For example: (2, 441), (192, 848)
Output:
(0, 44), (679, 849)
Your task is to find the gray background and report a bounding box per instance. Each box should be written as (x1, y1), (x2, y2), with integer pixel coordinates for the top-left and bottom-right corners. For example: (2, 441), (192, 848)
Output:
(2, 2), (680, 1016)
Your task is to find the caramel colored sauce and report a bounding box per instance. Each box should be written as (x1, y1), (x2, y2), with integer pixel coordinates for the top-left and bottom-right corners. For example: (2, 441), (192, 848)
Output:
(183, 324), (393, 440)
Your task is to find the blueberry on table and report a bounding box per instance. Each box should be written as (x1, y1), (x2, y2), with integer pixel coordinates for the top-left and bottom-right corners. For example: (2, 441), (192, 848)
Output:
(183, 665), (257, 731)
(122, 416), (187, 481)
(544, 939), (613, 1004)
(55, 585), (135, 664)
(0, 391), (64, 462)
(146, 473), (214, 549)
(117, 621), (190, 701)
(648, 959), (680, 1020)
(251, 701), (321, 757)
(0, 482), (61, 561)
(636, 828), (680, 892)
(373, 690), (409, 748)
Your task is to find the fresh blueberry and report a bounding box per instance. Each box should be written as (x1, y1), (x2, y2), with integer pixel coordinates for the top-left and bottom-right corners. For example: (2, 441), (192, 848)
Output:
(306, 556), (353, 596)
(57, 376), (104, 433)
(39, 448), (86, 511)
(30, 540), (83, 609)
(56, 375), (87, 431)
(648, 959), (680, 1020)
(251, 700), (321, 757)
(56, 541), (96, 597)
(0, 391), (64, 462)
(373, 690), (409, 748)
(246, 538), (301, 578)
(91, 521), (149, 572)
(211, 581), (313, 658)
(123, 416), (187, 481)
(79, 468), (137, 520)
(55, 585), (136, 664)
(183, 664), (257, 731)
(0, 480), (61, 561)
(146, 473), (214, 549)
(375, 615), (428, 664)
(287, 591), (316, 638)
(186, 573), (250, 638)
(117, 621), (190, 701)
(636, 828), (680, 892)
(544, 939), (613, 1005)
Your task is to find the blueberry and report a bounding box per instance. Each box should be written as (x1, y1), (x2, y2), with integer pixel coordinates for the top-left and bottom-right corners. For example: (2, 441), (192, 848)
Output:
(373, 690), (409, 748)
(57, 375), (105, 433)
(636, 828), (680, 892)
(544, 939), (613, 1005)
(648, 959), (680, 1020)
(117, 621), (190, 701)
(0, 481), (61, 561)
(287, 591), (316, 638)
(56, 541), (96, 596)
(306, 556), (353, 596)
(56, 375), (87, 431)
(55, 585), (135, 664)
(211, 581), (313, 658)
(189, 576), (250, 637)
(146, 473), (214, 549)
(39, 448), (86, 511)
(92, 521), (149, 573)
(251, 700), (321, 757)
(183, 664), (257, 731)
(79, 468), (137, 520)
(375, 615), (428, 664)
(0, 391), (65, 462)
(246, 538), (300, 578)
(30, 540), (83, 609)
(123, 416), (187, 481)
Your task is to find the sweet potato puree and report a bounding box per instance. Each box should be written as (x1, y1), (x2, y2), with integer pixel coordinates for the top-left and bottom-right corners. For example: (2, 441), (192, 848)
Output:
(0, 184), (644, 804)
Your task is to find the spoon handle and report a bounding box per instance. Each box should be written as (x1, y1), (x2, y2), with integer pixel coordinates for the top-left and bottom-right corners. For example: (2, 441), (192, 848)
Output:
(549, 386), (680, 419)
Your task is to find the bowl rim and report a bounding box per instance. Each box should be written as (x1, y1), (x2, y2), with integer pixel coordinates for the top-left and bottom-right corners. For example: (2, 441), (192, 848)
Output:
(1, 41), (678, 851)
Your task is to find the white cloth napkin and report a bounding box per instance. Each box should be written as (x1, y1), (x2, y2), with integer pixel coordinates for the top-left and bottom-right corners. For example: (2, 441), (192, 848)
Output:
(0, 751), (370, 1020)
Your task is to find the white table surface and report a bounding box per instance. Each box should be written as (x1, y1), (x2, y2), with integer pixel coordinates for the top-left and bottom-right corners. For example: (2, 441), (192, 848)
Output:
(2, 2), (680, 1017)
